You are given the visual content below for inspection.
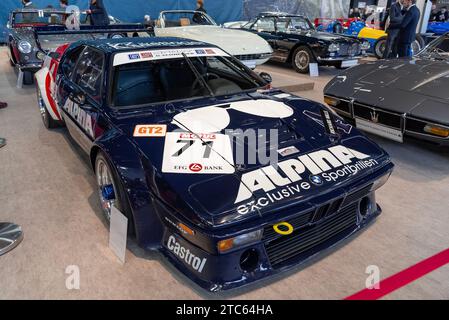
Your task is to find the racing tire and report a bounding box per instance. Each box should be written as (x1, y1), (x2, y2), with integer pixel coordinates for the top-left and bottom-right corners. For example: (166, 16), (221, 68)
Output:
(23, 71), (34, 85)
(374, 37), (387, 59)
(95, 151), (135, 236)
(36, 86), (60, 129)
(292, 46), (315, 74)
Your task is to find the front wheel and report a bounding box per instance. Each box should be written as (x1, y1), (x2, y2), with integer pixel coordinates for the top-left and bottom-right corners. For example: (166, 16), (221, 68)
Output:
(95, 152), (135, 235)
(374, 37), (386, 59)
(292, 46), (315, 74)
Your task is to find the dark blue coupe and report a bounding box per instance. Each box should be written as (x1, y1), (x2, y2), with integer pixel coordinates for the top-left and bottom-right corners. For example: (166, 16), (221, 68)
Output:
(35, 37), (394, 291)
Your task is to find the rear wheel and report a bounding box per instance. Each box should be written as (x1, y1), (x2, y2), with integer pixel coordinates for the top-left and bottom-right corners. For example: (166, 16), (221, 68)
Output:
(292, 46), (315, 74)
(36, 86), (59, 129)
(95, 152), (135, 235)
(374, 37), (386, 59)
(412, 35), (425, 55)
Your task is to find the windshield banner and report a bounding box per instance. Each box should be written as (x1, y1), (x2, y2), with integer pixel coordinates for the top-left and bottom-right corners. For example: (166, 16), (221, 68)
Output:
(113, 47), (229, 66)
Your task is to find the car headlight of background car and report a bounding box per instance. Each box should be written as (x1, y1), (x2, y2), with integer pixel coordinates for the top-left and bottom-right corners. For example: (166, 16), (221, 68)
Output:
(328, 43), (340, 52)
(18, 40), (32, 54)
(217, 230), (263, 253)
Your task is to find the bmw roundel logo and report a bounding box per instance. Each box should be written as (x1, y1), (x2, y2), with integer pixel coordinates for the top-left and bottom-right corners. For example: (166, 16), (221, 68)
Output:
(310, 175), (323, 186)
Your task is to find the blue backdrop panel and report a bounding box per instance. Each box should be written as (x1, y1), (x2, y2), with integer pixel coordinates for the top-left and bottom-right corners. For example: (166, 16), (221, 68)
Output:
(0, 0), (243, 42)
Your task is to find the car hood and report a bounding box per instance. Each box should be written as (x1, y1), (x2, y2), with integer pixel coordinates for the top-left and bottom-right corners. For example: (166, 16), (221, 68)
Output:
(154, 26), (273, 55)
(117, 93), (390, 227)
(324, 57), (449, 123)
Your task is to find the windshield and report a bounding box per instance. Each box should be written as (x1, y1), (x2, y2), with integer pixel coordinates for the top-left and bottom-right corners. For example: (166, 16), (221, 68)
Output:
(276, 16), (314, 32)
(111, 53), (265, 107)
(160, 11), (216, 27)
(13, 11), (66, 26)
(419, 35), (449, 60)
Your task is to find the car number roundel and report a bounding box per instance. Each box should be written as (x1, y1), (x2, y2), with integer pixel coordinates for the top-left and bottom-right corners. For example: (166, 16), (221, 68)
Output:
(162, 132), (235, 174)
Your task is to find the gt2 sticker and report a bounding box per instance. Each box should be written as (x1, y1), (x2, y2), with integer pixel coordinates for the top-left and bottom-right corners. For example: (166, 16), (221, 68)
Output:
(162, 132), (235, 174)
(167, 235), (207, 273)
(133, 124), (167, 137)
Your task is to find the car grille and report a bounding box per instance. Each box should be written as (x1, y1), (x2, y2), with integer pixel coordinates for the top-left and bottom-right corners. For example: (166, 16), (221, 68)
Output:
(353, 103), (403, 130)
(263, 184), (372, 268)
(338, 43), (360, 56)
(235, 53), (271, 61)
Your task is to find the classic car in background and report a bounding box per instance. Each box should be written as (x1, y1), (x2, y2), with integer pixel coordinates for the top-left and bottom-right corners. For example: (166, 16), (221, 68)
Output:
(427, 21), (449, 35)
(324, 33), (449, 146)
(153, 10), (273, 68)
(231, 12), (369, 73)
(6, 8), (147, 85)
(319, 19), (425, 59)
(35, 36), (393, 291)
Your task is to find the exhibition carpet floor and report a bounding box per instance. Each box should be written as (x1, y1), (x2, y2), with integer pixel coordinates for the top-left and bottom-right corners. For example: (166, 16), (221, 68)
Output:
(1, 47), (449, 299)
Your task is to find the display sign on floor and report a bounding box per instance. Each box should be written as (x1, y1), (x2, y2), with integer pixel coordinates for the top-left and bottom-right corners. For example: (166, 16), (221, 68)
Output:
(309, 63), (319, 77)
(109, 206), (128, 264)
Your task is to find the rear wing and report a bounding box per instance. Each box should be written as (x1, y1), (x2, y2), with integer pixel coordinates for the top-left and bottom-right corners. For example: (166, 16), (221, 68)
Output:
(33, 24), (153, 52)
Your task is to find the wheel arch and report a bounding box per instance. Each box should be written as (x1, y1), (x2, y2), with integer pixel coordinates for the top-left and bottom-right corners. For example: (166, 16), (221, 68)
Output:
(90, 138), (164, 249)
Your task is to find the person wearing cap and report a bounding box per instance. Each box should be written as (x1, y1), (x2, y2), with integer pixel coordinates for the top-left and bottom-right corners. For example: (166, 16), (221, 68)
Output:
(193, 0), (207, 24)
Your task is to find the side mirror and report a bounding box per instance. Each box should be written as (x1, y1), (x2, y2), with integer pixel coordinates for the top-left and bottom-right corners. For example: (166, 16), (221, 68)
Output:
(259, 72), (272, 84)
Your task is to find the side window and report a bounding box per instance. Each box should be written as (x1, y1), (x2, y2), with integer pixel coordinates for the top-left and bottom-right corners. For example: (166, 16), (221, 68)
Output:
(72, 47), (104, 99)
(251, 17), (275, 32)
(62, 46), (85, 79)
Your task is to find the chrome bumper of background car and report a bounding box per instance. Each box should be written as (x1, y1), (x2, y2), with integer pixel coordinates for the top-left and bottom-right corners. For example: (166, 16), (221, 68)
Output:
(19, 63), (42, 71)
(317, 56), (363, 62)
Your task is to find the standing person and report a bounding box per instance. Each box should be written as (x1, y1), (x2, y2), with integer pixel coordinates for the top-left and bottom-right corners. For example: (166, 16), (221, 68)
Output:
(398, 0), (420, 58)
(86, 0), (110, 26)
(193, 0), (207, 24)
(436, 7), (449, 22)
(21, 0), (37, 23)
(60, 0), (68, 10)
(383, 0), (404, 59)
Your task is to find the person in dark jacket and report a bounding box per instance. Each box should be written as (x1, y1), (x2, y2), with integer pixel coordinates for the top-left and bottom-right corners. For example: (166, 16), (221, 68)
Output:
(398, 0), (420, 58)
(383, 0), (404, 58)
(21, 0), (37, 23)
(436, 7), (449, 22)
(193, 0), (207, 24)
(86, 0), (109, 26)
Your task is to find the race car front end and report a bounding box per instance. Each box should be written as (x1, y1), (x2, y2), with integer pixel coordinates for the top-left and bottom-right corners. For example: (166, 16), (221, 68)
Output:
(155, 131), (393, 291)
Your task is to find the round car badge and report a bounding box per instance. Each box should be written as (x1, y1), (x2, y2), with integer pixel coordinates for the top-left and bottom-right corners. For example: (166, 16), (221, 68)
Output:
(309, 175), (323, 186)
(0, 222), (23, 256)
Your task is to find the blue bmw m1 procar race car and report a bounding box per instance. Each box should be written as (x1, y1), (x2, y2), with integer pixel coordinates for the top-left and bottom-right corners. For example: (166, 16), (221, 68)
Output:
(35, 36), (394, 291)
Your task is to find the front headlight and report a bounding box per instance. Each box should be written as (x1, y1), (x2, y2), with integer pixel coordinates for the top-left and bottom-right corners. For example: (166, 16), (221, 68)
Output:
(361, 41), (371, 50)
(328, 43), (340, 52)
(424, 124), (449, 137)
(18, 40), (32, 54)
(217, 230), (263, 253)
(324, 96), (340, 107)
(36, 51), (46, 61)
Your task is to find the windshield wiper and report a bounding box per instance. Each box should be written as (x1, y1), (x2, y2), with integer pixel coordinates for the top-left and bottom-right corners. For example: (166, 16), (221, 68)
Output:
(181, 52), (215, 97)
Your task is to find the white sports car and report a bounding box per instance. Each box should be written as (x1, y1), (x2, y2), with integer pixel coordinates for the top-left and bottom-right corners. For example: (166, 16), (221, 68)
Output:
(154, 10), (272, 68)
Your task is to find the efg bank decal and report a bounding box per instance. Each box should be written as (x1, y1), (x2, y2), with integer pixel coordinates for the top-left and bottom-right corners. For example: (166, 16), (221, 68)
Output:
(235, 145), (378, 214)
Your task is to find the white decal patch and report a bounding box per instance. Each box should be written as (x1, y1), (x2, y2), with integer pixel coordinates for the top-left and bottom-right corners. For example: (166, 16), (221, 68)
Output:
(167, 235), (207, 273)
(162, 132), (235, 174)
(172, 99), (294, 133)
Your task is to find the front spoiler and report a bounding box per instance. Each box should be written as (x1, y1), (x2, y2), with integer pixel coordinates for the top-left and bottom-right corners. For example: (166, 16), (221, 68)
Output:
(157, 163), (394, 292)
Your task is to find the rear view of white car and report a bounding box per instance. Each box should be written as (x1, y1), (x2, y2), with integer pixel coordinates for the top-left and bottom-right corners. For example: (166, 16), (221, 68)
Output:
(154, 10), (272, 68)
